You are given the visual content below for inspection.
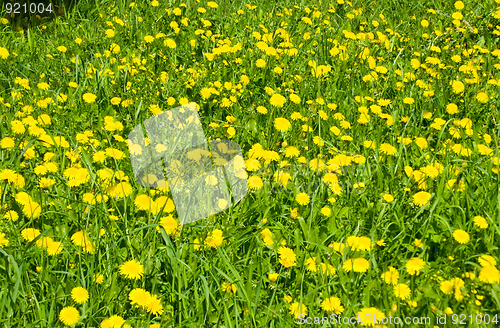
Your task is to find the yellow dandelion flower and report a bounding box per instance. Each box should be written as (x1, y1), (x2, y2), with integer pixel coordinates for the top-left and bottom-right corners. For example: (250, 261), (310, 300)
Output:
(101, 315), (128, 328)
(382, 193), (394, 202)
(205, 229), (224, 248)
(269, 93), (286, 108)
(455, 1), (464, 10)
(247, 175), (263, 190)
(119, 259), (144, 280)
(0, 232), (9, 247)
(93, 273), (104, 284)
(357, 307), (385, 326)
(379, 143), (397, 155)
(255, 58), (266, 67)
(452, 229), (470, 244)
(4, 210), (19, 221)
(343, 258), (370, 273)
(164, 38), (177, 48)
(473, 216), (488, 229)
(71, 286), (89, 304)
(158, 215), (179, 236)
(21, 228), (41, 242)
(321, 297), (344, 314)
(394, 283), (411, 300)
(406, 257), (425, 276)
(222, 282), (237, 293)
(144, 35), (155, 43)
(278, 246), (296, 268)
(59, 306), (79, 326)
(413, 191), (431, 207)
(289, 302), (307, 319)
(268, 272), (279, 281)
(478, 255), (496, 267)
(0, 47), (9, 59)
(476, 92), (489, 103)
(274, 117), (291, 132)
(451, 80), (465, 93)
(295, 192), (310, 205)
(381, 266), (399, 285)
(71, 231), (95, 253)
(478, 266), (500, 284)
(82, 93), (97, 103)
(105, 29), (115, 38)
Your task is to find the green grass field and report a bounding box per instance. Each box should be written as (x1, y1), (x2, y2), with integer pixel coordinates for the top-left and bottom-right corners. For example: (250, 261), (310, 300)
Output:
(1, 0), (500, 327)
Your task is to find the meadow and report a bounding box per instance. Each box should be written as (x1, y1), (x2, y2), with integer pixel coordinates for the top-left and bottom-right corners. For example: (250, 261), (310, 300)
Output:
(1, 0), (500, 327)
